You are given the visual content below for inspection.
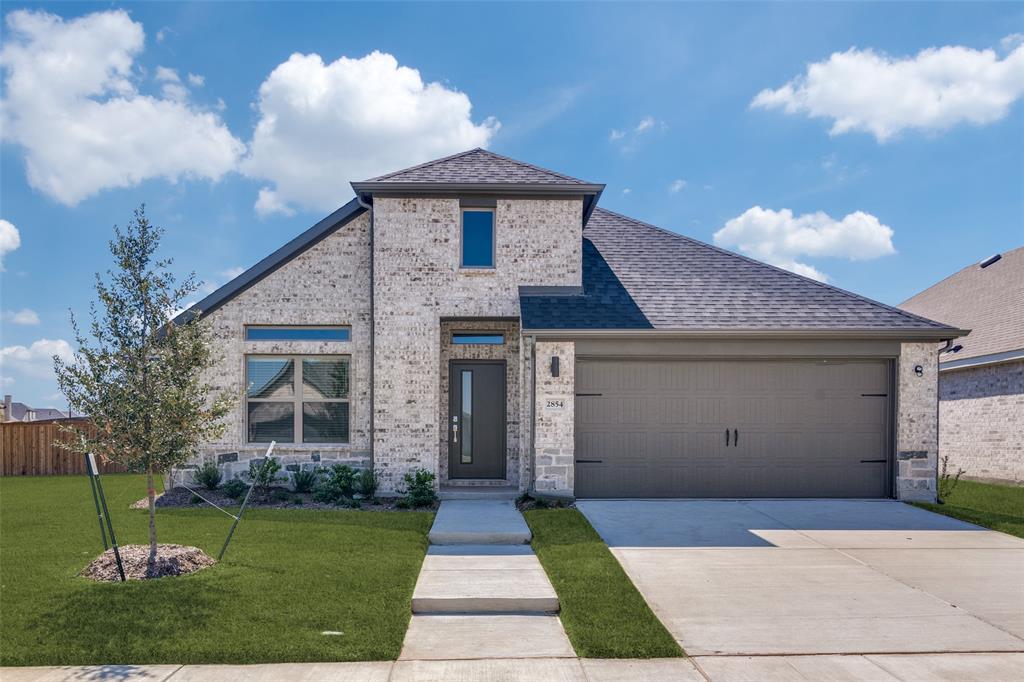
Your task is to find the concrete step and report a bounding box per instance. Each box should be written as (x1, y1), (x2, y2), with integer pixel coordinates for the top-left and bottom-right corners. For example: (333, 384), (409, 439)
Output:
(399, 615), (574, 660)
(439, 486), (519, 501)
(411, 545), (559, 614)
(428, 500), (531, 545)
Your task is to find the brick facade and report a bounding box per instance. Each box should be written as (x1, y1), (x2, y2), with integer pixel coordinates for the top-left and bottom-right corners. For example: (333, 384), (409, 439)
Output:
(896, 342), (940, 502)
(939, 360), (1024, 484)
(532, 340), (576, 495)
(372, 197), (583, 492)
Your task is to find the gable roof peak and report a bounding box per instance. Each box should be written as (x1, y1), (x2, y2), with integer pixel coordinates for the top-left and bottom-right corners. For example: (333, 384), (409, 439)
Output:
(357, 147), (599, 186)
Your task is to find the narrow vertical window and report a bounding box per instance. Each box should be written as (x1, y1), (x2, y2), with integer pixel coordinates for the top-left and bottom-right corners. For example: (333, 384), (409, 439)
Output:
(461, 370), (473, 463)
(461, 208), (494, 268)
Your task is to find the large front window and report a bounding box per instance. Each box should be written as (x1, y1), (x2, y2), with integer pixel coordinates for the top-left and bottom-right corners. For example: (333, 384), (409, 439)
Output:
(246, 356), (350, 443)
(461, 208), (495, 268)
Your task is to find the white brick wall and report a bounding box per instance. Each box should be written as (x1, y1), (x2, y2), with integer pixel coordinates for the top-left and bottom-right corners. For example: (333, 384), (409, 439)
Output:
(533, 340), (575, 494)
(939, 360), (1024, 484)
(897, 342), (940, 502)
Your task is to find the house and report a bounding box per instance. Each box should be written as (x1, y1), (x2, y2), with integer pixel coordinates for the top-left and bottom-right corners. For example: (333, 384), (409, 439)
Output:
(2, 395), (68, 422)
(179, 149), (965, 502)
(900, 248), (1023, 484)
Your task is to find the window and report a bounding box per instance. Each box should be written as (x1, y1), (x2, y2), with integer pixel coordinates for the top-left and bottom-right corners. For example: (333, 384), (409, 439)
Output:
(246, 355), (350, 443)
(246, 326), (351, 341)
(452, 333), (505, 345)
(461, 208), (494, 268)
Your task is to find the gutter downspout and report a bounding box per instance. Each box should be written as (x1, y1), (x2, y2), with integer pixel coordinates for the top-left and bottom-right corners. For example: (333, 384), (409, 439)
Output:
(528, 334), (537, 495)
(935, 339), (953, 502)
(357, 194), (374, 472)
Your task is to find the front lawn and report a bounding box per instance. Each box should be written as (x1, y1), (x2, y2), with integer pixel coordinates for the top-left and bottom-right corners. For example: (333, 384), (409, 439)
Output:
(0, 474), (432, 666)
(914, 479), (1024, 539)
(524, 508), (683, 658)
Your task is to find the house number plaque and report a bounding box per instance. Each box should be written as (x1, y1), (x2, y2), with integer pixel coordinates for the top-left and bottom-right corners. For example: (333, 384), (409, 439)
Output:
(544, 399), (566, 410)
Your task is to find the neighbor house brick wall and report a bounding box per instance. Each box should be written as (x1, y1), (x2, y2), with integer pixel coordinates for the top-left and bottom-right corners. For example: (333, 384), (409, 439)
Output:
(533, 340), (575, 495)
(897, 342), (939, 502)
(185, 213), (372, 482)
(373, 197), (583, 492)
(939, 360), (1024, 484)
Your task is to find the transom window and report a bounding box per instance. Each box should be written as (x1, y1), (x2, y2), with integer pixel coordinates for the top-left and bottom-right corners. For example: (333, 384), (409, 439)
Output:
(461, 208), (495, 268)
(246, 355), (350, 443)
(245, 326), (351, 341)
(452, 333), (505, 345)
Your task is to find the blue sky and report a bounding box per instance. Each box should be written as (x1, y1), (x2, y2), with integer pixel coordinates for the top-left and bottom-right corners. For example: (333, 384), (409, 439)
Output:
(1, 1), (1022, 409)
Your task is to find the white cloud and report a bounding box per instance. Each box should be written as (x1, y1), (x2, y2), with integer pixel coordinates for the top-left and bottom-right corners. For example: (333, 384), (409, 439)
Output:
(0, 9), (244, 205)
(621, 188), (632, 195)
(254, 187), (297, 218)
(242, 50), (499, 215)
(187, 72), (205, 87)
(220, 266), (245, 280)
(609, 129), (625, 141)
(1002, 34), (1024, 53)
(0, 219), (20, 270)
(752, 39), (1024, 142)
(0, 338), (74, 379)
(668, 179), (687, 194)
(155, 66), (179, 82)
(2, 308), (40, 325)
(713, 206), (896, 282)
(609, 116), (667, 151)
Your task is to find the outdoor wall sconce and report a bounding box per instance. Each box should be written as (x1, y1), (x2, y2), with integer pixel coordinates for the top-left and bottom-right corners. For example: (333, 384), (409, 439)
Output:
(551, 356), (560, 377)
(914, 365), (924, 377)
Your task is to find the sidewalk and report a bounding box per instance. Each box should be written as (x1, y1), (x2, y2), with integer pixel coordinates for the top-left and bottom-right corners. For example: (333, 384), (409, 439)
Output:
(6, 653), (1024, 681)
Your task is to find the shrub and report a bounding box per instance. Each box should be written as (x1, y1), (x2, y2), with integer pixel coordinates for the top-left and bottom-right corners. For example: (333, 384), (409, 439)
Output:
(938, 454), (966, 504)
(194, 461), (222, 491)
(248, 456), (284, 497)
(313, 464), (356, 504)
(190, 493), (203, 505)
(292, 468), (319, 494)
(271, 489), (291, 503)
(394, 497), (411, 510)
(400, 468), (437, 508)
(222, 478), (247, 500)
(292, 495), (304, 505)
(357, 468), (379, 499)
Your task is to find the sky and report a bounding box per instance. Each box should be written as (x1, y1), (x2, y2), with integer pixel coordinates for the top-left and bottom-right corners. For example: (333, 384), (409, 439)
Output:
(1, 1), (1022, 409)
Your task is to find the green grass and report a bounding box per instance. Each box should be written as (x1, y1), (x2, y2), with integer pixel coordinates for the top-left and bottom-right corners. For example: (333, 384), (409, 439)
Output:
(914, 479), (1024, 539)
(0, 474), (433, 666)
(524, 508), (683, 658)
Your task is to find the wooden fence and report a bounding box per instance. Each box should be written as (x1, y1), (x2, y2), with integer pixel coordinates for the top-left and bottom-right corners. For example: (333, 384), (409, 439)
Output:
(0, 419), (127, 476)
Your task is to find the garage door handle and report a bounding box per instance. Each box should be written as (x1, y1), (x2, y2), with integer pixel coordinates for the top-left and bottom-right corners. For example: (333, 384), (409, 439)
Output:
(734, 429), (738, 446)
(575, 459), (602, 464)
(725, 429), (730, 446)
(860, 459), (887, 463)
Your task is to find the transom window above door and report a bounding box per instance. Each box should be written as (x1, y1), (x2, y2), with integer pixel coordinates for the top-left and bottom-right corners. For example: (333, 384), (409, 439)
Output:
(461, 208), (495, 268)
(246, 355), (350, 444)
(452, 332), (505, 345)
(245, 326), (350, 341)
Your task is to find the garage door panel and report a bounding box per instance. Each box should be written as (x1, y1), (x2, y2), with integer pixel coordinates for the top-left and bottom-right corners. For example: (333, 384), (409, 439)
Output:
(575, 359), (891, 498)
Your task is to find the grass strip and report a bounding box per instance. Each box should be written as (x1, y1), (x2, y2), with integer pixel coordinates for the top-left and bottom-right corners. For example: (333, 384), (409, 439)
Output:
(914, 479), (1024, 539)
(524, 507), (683, 658)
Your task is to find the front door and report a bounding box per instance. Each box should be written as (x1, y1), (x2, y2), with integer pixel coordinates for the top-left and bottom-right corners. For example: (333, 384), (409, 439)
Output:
(449, 361), (506, 479)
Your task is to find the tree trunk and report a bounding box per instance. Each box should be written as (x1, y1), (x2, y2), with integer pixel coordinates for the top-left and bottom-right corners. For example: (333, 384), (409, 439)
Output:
(147, 465), (158, 576)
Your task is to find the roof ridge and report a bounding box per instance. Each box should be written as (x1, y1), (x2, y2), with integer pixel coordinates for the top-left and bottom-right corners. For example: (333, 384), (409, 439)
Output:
(470, 148), (592, 184)
(365, 148), (484, 182)
(591, 207), (955, 331)
(900, 244), (1024, 307)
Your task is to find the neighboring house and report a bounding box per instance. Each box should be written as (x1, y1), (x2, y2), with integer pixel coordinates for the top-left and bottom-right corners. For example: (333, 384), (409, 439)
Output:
(900, 248), (1024, 484)
(178, 149), (964, 502)
(2, 395), (68, 422)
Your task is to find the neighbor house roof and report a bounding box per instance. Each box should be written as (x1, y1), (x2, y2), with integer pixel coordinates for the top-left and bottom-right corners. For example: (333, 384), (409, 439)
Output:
(900, 246), (1023, 368)
(5, 402), (67, 422)
(520, 208), (965, 338)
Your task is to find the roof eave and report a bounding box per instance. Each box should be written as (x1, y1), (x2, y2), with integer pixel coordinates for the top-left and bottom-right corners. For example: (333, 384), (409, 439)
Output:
(522, 327), (971, 341)
(940, 347), (1024, 371)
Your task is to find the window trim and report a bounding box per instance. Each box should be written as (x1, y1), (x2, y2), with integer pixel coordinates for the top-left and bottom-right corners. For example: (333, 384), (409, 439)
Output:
(245, 354), (351, 445)
(451, 332), (505, 345)
(245, 325), (351, 342)
(459, 207), (496, 269)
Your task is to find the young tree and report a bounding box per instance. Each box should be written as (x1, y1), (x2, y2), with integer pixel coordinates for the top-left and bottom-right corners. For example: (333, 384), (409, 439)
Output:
(55, 206), (231, 575)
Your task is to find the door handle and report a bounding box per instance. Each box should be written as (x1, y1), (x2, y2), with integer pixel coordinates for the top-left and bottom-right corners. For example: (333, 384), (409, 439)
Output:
(734, 428), (738, 446)
(452, 424), (458, 444)
(725, 429), (730, 447)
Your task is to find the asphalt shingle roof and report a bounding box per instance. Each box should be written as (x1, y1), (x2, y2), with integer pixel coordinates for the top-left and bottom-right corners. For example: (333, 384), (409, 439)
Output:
(900, 246), (1023, 361)
(521, 208), (960, 333)
(363, 148), (595, 185)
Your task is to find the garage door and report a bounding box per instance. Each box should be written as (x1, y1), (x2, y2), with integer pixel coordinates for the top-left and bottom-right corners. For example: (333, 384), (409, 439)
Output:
(575, 359), (892, 498)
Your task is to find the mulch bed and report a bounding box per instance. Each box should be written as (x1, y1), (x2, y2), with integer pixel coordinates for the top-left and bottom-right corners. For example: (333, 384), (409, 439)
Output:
(134, 486), (438, 512)
(80, 544), (215, 581)
(515, 496), (575, 513)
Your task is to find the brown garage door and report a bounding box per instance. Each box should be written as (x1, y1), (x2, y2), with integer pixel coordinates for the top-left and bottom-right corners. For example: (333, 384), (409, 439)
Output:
(575, 359), (892, 498)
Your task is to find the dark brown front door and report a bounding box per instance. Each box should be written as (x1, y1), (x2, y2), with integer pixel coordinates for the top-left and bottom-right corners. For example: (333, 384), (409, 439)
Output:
(449, 361), (506, 479)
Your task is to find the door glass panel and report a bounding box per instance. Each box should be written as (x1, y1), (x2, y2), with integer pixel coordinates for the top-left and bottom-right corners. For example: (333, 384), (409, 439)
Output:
(461, 370), (473, 464)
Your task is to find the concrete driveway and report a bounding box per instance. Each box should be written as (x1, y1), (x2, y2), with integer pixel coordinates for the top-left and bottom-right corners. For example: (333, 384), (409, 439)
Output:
(577, 500), (1024, 660)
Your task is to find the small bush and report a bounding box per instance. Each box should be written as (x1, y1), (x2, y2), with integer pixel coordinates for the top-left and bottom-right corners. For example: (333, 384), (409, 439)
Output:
(357, 468), (379, 499)
(938, 454), (966, 504)
(343, 496), (361, 509)
(292, 468), (319, 494)
(194, 461), (222, 491)
(221, 478), (247, 500)
(271, 489), (291, 503)
(291, 495), (304, 505)
(189, 493), (203, 505)
(400, 468), (437, 508)
(313, 464), (356, 504)
(248, 456), (284, 497)
(394, 497), (411, 510)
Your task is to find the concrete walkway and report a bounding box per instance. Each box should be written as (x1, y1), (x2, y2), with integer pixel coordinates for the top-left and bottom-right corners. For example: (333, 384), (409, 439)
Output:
(402, 499), (573, 660)
(7, 653), (1024, 680)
